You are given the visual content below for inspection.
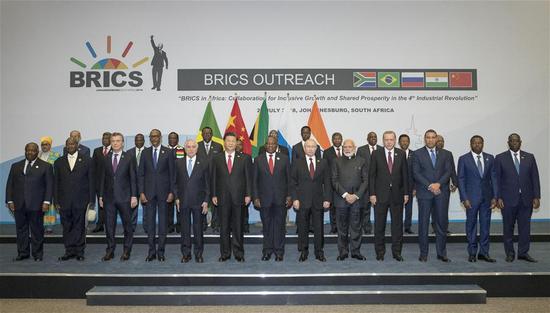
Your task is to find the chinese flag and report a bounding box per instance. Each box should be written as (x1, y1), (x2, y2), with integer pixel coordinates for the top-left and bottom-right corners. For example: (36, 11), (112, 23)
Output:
(450, 72), (473, 88)
(225, 98), (252, 155)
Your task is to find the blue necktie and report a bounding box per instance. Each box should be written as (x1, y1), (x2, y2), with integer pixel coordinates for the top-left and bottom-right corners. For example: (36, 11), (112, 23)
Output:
(153, 148), (158, 169)
(187, 158), (193, 175)
(476, 155), (483, 177)
(430, 149), (436, 167)
(513, 153), (520, 174)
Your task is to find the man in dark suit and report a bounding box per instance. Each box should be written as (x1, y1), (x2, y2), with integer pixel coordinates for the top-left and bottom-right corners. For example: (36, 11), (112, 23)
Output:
(6, 142), (53, 261)
(253, 136), (292, 262)
(63, 130), (90, 157)
(54, 137), (95, 261)
(91, 132), (111, 233)
(176, 139), (210, 263)
(291, 139), (331, 262)
(259, 129), (290, 158)
(98, 132), (138, 261)
(150, 35), (168, 91)
(369, 131), (409, 261)
(323, 132), (343, 234)
(435, 135), (457, 235)
(127, 134), (146, 233)
(495, 133), (541, 263)
(356, 131), (382, 234)
(457, 135), (498, 263)
(167, 132), (183, 233)
(138, 129), (175, 262)
(236, 139), (252, 234)
(413, 129), (453, 262)
(197, 126), (223, 232)
(291, 126), (321, 161)
(331, 139), (368, 261)
(211, 132), (252, 262)
(399, 134), (415, 234)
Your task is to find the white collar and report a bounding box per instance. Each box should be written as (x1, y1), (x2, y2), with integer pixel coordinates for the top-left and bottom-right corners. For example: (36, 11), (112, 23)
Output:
(68, 151), (79, 158)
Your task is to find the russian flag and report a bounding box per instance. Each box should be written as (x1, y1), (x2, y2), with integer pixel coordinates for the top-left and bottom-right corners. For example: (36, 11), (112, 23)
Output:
(401, 72), (425, 88)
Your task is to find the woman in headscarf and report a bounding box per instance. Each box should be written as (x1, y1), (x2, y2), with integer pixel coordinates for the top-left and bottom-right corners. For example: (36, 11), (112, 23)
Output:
(39, 136), (60, 234)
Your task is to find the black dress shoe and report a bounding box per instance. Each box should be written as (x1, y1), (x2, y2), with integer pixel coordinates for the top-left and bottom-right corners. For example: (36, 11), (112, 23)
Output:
(468, 255), (477, 262)
(175, 225), (181, 234)
(477, 254), (496, 263)
(352, 254), (367, 261)
(316, 255), (327, 262)
(195, 256), (204, 263)
(330, 227), (338, 234)
(336, 254), (348, 261)
(14, 255), (30, 261)
(120, 252), (130, 261)
(34, 257), (43, 262)
(419, 255), (428, 262)
(261, 254), (271, 261)
(404, 229), (415, 234)
(218, 256), (229, 262)
(243, 224), (250, 233)
(168, 225), (175, 233)
(158, 256), (165, 262)
(518, 254), (537, 263)
(299, 253), (308, 262)
(59, 254), (74, 261)
(275, 255), (283, 262)
(393, 255), (404, 262)
(145, 255), (156, 262)
(235, 256), (245, 262)
(76, 256), (85, 261)
(505, 254), (515, 262)
(437, 255), (451, 262)
(181, 255), (191, 263)
(102, 253), (114, 261)
(91, 225), (104, 233)
(376, 254), (384, 261)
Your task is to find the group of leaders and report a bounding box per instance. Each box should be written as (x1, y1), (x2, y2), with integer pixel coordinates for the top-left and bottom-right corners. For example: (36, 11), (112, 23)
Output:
(5, 127), (541, 264)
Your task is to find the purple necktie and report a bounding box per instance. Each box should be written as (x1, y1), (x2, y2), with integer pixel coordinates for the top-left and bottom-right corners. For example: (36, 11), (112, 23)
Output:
(112, 153), (119, 172)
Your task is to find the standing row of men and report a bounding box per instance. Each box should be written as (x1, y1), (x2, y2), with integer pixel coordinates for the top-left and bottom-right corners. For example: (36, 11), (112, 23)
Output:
(5, 128), (541, 263)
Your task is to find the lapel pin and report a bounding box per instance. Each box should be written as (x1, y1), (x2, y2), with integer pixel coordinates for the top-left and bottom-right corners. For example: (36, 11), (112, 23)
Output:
(197, 161), (200, 164)
(35, 165), (39, 168)
(78, 158), (82, 162)
(161, 150), (165, 154)
(277, 157), (280, 160)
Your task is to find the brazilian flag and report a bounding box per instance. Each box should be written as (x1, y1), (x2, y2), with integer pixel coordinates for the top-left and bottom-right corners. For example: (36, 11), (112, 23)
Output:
(377, 72), (401, 88)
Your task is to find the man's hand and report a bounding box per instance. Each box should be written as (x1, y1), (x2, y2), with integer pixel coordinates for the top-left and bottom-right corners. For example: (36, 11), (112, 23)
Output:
(497, 198), (504, 210)
(450, 185), (458, 192)
(201, 202), (209, 215)
(253, 199), (261, 209)
(175, 199), (180, 212)
(429, 183), (441, 192)
(285, 196), (292, 208)
(370, 195), (377, 206)
(533, 198), (541, 210)
(166, 192), (174, 203)
(293, 200), (300, 210)
(404, 195), (409, 204)
(99, 197), (104, 208)
(6, 203), (15, 212)
(323, 201), (330, 209)
(244, 196), (251, 205)
(130, 197), (138, 209)
(345, 194), (357, 204)
(412, 189), (416, 197)
(463, 200), (472, 210)
(42, 203), (49, 212)
(490, 198), (497, 209)
(140, 193), (148, 204)
(212, 197), (218, 206)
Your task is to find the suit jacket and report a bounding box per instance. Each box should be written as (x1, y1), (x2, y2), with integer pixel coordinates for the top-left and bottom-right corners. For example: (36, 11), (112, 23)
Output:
(197, 140), (223, 159)
(138, 145), (175, 200)
(258, 145), (290, 158)
(150, 37), (168, 68)
(457, 152), (498, 205)
(405, 149), (415, 194)
(252, 152), (291, 208)
(331, 155), (368, 208)
(290, 156), (331, 208)
(99, 151), (137, 203)
(412, 147), (453, 200)
(211, 152), (252, 206)
(449, 151), (458, 188)
(369, 148), (409, 205)
(356, 144), (382, 197)
(53, 153), (95, 209)
(63, 144), (90, 157)
(126, 147), (145, 167)
(495, 150), (540, 207)
(175, 155), (210, 208)
(291, 142), (321, 162)
(92, 146), (110, 191)
(5, 158), (53, 211)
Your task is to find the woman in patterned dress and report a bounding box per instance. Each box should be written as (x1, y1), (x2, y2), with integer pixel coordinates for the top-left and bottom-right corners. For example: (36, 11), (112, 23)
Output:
(38, 136), (60, 234)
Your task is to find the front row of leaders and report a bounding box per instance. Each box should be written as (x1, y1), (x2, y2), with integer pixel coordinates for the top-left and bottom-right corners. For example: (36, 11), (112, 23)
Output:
(5, 129), (541, 264)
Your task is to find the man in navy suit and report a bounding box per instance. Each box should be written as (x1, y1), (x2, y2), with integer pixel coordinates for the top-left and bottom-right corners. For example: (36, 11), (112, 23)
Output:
(138, 129), (175, 262)
(291, 126), (321, 161)
(176, 139), (210, 263)
(399, 134), (416, 234)
(54, 137), (95, 261)
(457, 135), (498, 263)
(91, 132), (111, 233)
(323, 132), (343, 234)
(63, 130), (90, 157)
(253, 136), (292, 262)
(356, 131), (382, 235)
(412, 129), (453, 262)
(197, 127), (223, 232)
(99, 132), (138, 261)
(495, 133), (541, 263)
(6, 142), (53, 261)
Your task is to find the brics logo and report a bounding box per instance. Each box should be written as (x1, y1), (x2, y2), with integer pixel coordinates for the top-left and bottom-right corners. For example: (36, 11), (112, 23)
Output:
(69, 36), (149, 90)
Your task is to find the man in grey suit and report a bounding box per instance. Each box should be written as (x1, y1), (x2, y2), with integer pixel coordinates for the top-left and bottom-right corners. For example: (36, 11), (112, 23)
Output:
(356, 131), (382, 234)
(331, 139), (368, 261)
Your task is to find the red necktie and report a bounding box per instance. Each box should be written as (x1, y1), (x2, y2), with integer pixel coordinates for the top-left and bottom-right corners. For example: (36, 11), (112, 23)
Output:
(387, 151), (393, 174)
(268, 154), (274, 175)
(103, 147), (108, 156)
(227, 154), (233, 174)
(309, 157), (315, 179)
(336, 147), (341, 158)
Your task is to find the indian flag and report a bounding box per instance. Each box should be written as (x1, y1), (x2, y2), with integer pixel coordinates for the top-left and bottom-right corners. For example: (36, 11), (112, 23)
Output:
(425, 72), (448, 88)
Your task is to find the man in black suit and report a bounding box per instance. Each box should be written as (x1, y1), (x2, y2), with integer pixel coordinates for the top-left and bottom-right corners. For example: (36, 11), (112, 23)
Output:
(127, 134), (146, 233)
(54, 137), (95, 261)
(258, 129), (290, 158)
(6, 142), (53, 261)
(197, 126), (223, 232)
(291, 126), (321, 161)
(253, 136), (292, 262)
(434, 135), (457, 235)
(176, 139), (210, 263)
(211, 132), (252, 262)
(291, 139), (331, 262)
(91, 132), (111, 233)
(356, 131), (381, 234)
(150, 35), (168, 91)
(399, 134), (415, 234)
(369, 131), (410, 261)
(99, 132), (138, 261)
(236, 139), (252, 234)
(331, 139), (368, 261)
(167, 132), (183, 233)
(63, 130), (90, 157)
(138, 129), (175, 262)
(323, 132), (343, 234)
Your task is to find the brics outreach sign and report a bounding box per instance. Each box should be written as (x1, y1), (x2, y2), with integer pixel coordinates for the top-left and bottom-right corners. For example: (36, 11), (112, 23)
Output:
(69, 36), (149, 90)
